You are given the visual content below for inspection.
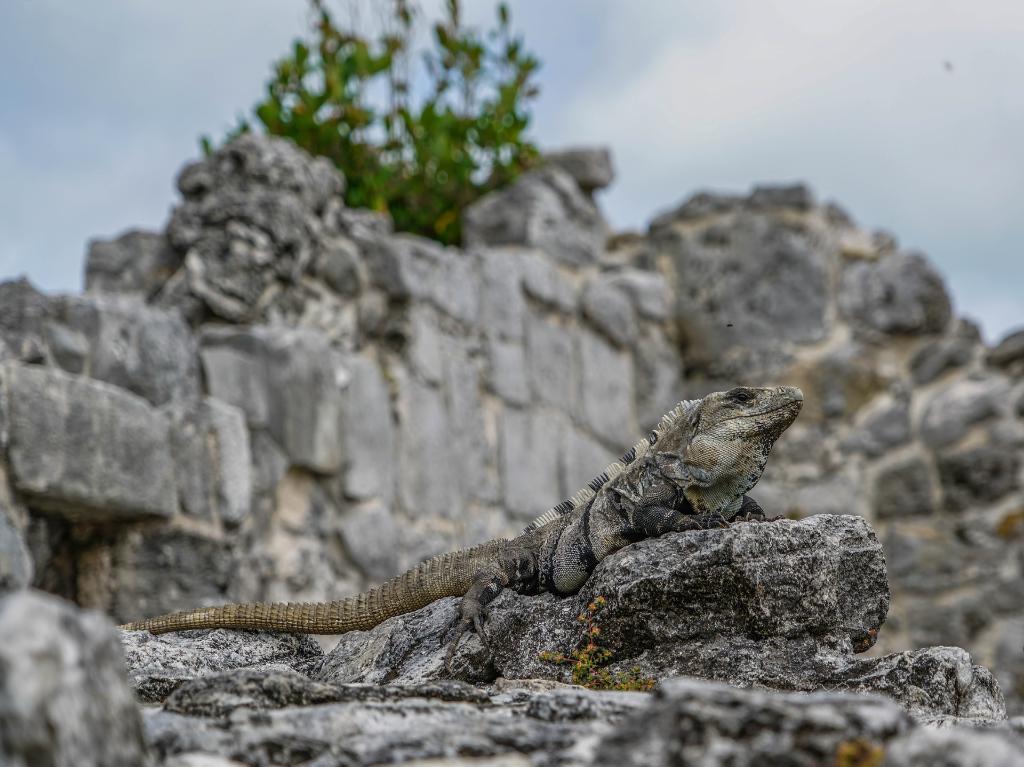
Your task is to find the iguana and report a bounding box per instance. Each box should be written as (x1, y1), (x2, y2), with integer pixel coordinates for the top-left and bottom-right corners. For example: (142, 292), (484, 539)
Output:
(121, 385), (803, 667)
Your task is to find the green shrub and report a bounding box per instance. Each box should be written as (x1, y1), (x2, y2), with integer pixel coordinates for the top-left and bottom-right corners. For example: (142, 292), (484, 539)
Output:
(208, 0), (541, 246)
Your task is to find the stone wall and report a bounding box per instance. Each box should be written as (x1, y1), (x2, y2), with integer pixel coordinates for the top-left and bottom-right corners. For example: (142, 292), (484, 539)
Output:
(0, 134), (1021, 709)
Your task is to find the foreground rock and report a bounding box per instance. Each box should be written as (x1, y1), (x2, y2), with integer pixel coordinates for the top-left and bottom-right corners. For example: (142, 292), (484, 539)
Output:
(0, 590), (147, 767)
(316, 515), (1000, 718)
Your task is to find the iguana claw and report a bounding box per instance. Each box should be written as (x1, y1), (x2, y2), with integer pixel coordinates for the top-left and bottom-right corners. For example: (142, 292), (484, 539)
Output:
(443, 609), (489, 676)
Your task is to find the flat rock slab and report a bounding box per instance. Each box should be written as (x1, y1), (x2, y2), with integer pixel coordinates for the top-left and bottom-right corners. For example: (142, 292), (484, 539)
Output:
(0, 361), (177, 521)
(120, 627), (325, 703)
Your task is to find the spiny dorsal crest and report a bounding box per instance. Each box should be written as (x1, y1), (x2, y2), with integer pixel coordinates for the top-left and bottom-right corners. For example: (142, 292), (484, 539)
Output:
(520, 398), (700, 533)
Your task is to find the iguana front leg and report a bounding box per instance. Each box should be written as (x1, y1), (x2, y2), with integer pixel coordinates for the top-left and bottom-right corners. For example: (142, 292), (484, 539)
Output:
(444, 545), (540, 673)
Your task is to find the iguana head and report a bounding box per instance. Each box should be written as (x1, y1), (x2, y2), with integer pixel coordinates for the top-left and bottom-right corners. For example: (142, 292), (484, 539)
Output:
(655, 386), (803, 513)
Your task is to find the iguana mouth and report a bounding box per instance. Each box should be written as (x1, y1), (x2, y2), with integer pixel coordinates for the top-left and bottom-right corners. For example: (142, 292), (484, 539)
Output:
(720, 400), (801, 422)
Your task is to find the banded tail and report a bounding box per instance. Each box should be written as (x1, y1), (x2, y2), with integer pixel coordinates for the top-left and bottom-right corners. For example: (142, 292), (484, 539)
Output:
(119, 539), (507, 634)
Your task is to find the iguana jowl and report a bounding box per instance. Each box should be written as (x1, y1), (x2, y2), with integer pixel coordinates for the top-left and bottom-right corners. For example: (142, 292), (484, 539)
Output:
(121, 386), (803, 661)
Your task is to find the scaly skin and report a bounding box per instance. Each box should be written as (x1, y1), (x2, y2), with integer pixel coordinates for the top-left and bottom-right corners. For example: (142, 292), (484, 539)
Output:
(121, 385), (803, 667)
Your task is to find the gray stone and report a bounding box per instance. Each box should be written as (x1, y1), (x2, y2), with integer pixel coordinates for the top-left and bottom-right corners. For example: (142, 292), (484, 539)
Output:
(938, 444), (1020, 512)
(365, 234), (479, 324)
(119, 627), (324, 703)
(579, 330), (634, 445)
(989, 328), (1024, 371)
(200, 326), (345, 474)
(662, 209), (830, 377)
(920, 377), (1009, 448)
(0, 591), (147, 767)
(911, 319), (981, 385)
(109, 529), (234, 626)
(526, 311), (577, 412)
(406, 304), (445, 384)
(463, 165), (608, 267)
(608, 269), (671, 321)
(0, 507), (31, 591)
(44, 320), (89, 374)
(519, 248), (577, 312)
(633, 327), (683, 429)
(884, 726), (1024, 766)
(478, 248), (525, 340)
(205, 398), (252, 525)
(648, 190), (746, 228)
(338, 501), (400, 582)
(839, 251), (952, 336)
(0, 277), (54, 364)
(874, 455), (937, 518)
(487, 338), (531, 406)
(0, 361), (177, 521)
(313, 235), (362, 296)
(581, 273), (639, 347)
(339, 354), (394, 502)
(563, 427), (613, 500)
(843, 391), (912, 457)
(500, 407), (563, 520)
(397, 374), (458, 518)
(544, 146), (615, 193)
(84, 228), (181, 295)
(56, 294), (200, 406)
(442, 335), (498, 504)
(748, 182), (815, 211)
(596, 679), (911, 767)
(165, 134), (343, 322)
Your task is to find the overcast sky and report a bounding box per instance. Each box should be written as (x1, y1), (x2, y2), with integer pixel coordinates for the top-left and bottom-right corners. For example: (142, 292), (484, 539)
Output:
(1, 0), (1021, 341)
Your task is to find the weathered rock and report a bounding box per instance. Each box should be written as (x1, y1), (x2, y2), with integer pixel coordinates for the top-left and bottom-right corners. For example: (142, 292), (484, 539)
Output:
(51, 292), (201, 407)
(884, 726), (1024, 766)
(839, 251), (952, 337)
(911, 319), (981, 384)
(120, 627), (324, 703)
(396, 374), (459, 518)
(938, 444), (1020, 512)
(0, 277), (54, 364)
(874, 455), (937, 518)
(463, 165), (608, 267)
(0, 506), (32, 591)
(581, 273), (639, 347)
(748, 182), (815, 211)
(578, 330), (635, 445)
(0, 590), (147, 767)
(989, 328), (1024, 371)
(519, 248), (577, 311)
(84, 229), (182, 296)
(843, 390), (912, 457)
(545, 146), (615, 194)
(659, 201), (830, 377)
(200, 326), (345, 474)
(500, 407), (564, 520)
(318, 516), (898, 697)
(0, 361), (177, 521)
(919, 377), (1009, 448)
(144, 683), (646, 767)
(478, 248), (526, 340)
(633, 326), (684, 429)
(164, 134), (344, 322)
(526, 311), (577, 412)
(595, 678), (911, 767)
(338, 354), (394, 502)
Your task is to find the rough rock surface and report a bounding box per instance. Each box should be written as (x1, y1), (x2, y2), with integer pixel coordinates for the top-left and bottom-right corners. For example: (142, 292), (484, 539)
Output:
(0, 590), (147, 767)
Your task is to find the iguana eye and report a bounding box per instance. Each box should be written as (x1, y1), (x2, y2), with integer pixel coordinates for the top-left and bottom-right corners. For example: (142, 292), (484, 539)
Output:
(734, 390), (754, 403)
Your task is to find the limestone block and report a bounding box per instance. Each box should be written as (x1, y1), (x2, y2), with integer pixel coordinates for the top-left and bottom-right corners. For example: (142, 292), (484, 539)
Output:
(581, 273), (639, 347)
(500, 407), (563, 520)
(0, 591), (147, 767)
(842, 391), (911, 457)
(519, 249), (577, 312)
(463, 165), (608, 267)
(633, 327), (683, 430)
(910, 319), (980, 385)
(338, 500), (400, 582)
(579, 330), (635, 445)
(873, 455), (937, 518)
(487, 338), (530, 406)
(339, 354), (394, 502)
(0, 507), (31, 592)
(397, 374), (458, 518)
(839, 251), (952, 337)
(0, 277), (55, 364)
(442, 335), (498, 503)
(0, 362), (177, 521)
(919, 377), (1009, 448)
(200, 326), (345, 474)
(562, 427), (612, 498)
(526, 312), (577, 412)
(478, 248), (525, 340)
(84, 229), (182, 295)
(54, 294), (200, 407)
(938, 444), (1020, 512)
(544, 146), (614, 193)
